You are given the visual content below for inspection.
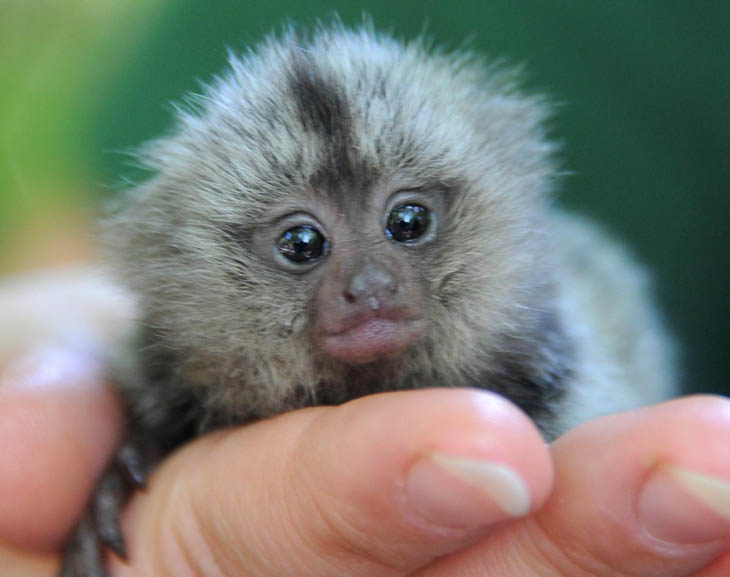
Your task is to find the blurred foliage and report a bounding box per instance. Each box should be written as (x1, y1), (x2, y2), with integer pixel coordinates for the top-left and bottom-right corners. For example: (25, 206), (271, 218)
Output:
(0, 0), (165, 269)
(1, 0), (728, 394)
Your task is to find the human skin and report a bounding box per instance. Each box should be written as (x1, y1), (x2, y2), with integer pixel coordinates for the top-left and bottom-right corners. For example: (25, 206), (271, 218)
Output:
(1, 272), (729, 577)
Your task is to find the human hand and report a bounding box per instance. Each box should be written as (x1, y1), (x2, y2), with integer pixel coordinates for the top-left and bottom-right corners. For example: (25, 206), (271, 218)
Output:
(4, 371), (730, 577)
(2, 271), (730, 577)
(91, 392), (730, 577)
(0, 269), (130, 576)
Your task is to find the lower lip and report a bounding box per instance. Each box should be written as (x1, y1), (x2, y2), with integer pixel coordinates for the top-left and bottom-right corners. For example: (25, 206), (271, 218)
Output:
(320, 318), (424, 364)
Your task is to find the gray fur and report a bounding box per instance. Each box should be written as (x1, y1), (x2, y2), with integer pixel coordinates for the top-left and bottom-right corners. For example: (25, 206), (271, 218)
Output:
(59, 22), (677, 576)
(101, 23), (674, 438)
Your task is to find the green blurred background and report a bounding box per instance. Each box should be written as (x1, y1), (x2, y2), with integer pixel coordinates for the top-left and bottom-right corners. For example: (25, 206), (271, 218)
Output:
(1, 1), (728, 395)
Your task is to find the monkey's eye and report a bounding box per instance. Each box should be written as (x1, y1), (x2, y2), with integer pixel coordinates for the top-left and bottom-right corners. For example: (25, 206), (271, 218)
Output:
(385, 204), (431, 243)
(277, 225), (328, 264)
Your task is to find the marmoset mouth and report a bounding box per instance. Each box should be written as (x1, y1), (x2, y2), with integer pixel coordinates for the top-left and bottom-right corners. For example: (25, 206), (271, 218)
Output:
(319, 317), (426, 364)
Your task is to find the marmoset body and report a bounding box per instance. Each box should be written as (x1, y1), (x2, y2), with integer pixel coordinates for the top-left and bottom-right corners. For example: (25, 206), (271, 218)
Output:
(60, 24), (675, 576)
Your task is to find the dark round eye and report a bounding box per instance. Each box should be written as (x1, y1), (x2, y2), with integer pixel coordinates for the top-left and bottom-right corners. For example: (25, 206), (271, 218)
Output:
(385, 204), (432, 243)
(277, 226), (328, 263)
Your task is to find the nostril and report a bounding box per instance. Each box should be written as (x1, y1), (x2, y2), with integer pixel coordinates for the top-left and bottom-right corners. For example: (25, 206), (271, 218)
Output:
(343, 291), (357, 304)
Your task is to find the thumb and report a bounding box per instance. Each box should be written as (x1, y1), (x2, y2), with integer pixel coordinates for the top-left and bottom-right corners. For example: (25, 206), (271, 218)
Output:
(110, 388), (553, 577)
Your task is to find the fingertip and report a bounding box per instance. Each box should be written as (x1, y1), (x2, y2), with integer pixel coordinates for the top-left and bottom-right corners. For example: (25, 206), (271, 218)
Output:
(639, 464), (730, 544)
(0, 347), (125, 552)
(537, 394), (730, 575)
(405, 451), (532, 527)
(293, 388), (553, 561)
(633, 396), (730, 546)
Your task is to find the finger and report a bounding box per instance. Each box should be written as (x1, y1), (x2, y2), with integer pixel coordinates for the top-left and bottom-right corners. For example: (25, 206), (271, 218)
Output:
(0, 347), (125, 552)
(694, 553), (730, 577)
(0, 267), (136, 360)
(0, 543), (57, 577)
(109, 388), (553, 577)
(415, 395), (730, 577)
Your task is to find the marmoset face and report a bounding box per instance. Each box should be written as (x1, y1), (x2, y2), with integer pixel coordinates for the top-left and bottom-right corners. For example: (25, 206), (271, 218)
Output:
(107, 27), (557, 415)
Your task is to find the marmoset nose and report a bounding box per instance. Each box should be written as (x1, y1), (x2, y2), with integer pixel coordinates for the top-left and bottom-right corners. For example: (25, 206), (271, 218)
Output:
(343, 263), (398, 309)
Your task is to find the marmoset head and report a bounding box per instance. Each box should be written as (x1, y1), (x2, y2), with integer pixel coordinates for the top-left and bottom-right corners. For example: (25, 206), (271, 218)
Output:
(106, 24), (559, 419)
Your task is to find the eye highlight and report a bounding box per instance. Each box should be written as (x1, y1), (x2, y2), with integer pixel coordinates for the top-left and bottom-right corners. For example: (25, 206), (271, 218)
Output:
(385, 204), (432, 243)
(277, 225), (328, 264)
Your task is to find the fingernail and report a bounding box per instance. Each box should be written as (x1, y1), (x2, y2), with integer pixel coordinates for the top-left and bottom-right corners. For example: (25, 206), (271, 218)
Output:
(1, 346), (101, 391)
(639, 464), (730, 544)
(405, 451), (530, 529)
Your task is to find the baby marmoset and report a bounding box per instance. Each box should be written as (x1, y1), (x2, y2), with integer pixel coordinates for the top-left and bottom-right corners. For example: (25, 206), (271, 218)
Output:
(60, 23), (675, 576)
